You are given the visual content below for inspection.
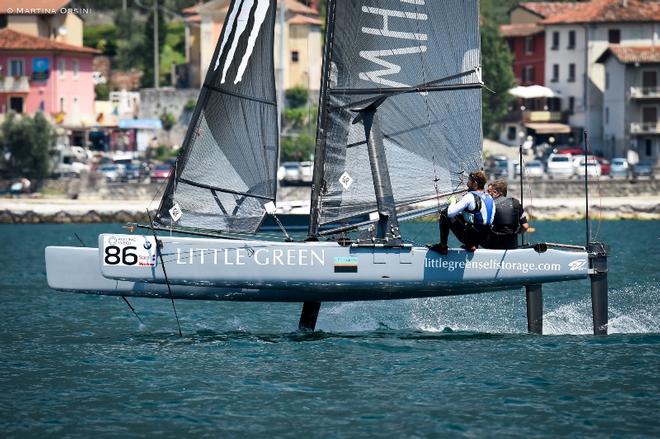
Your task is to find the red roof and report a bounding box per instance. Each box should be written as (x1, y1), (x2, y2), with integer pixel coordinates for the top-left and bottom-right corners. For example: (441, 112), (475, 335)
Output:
(516, 2), (581, 19)
(0, 28), (100, 54)
(597, 45), (660, 64)
(289, 14), (322, 26)
(541, 0), (660, 24)
(500, 23), (544, 37)
(1, 0), (70, 13)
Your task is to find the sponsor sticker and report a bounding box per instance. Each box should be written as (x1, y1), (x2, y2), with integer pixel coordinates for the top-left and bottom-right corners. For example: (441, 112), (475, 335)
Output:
(334, 256), (358, 273)
(339, 171), (353, 190)
(568, 259), (588, 271)
(102, 235), (157, 267)
(169, 203), (183, 222)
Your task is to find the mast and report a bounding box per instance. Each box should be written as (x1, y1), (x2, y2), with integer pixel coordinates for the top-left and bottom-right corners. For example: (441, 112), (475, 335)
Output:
(308, 0), (336, 238)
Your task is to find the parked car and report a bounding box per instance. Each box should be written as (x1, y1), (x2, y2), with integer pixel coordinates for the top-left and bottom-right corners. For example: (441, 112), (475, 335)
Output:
(610, 158), (629, 178)
(523, 160), (545, 178)
(123, 162), (142, 181)
(490, 155), (509, 178)
(546, 153), (574, 179)
(278, 162), (302, 185)
(635, 160), (655, 177)
(150, 164), (172, 182)
(574, 157), (602, 177)
(97, 164), (122, 182)
(595, 157), (611, 176)
(299, 161), (313, 184)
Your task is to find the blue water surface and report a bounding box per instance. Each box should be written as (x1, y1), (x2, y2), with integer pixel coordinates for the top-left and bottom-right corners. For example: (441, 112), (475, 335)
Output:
(1, 220), (659, 437)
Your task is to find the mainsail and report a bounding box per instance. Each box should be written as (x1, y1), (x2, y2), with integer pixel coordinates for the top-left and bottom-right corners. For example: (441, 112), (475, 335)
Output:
(156, 0), (278, 233)
(309, 0), (483, 236)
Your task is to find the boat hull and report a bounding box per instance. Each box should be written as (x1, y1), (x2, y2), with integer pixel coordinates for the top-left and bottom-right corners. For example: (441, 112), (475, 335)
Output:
(45, 234), (590, 301)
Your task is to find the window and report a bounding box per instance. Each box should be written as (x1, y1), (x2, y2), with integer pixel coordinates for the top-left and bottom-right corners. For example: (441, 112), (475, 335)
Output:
(507, 126), (516, 141)
(524, 37), (534, 54)
(291, 51), (299, 62)
(9, 96), (24, 113)
(59, 97), (64, 112)
(58, 59), (65, 79)
(605, 72), (609, 89)
(9, 59), (24, 76)
(0, 14), (7, 29)
(523, 65), (535, 83)
(568, 30), (576, 49)
(568, 63), (576, 82)
(608, 29), (621, 44)
(605, 107), (609, 124)
(645, 139), (652, 157)
(551, 64), (559, 82)
(72, 60), (79, 79)
(568, 96), (575, 114)
(551, 31), (560, 50)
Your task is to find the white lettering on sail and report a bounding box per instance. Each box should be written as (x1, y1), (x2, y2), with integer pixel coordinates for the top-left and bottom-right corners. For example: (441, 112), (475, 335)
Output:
(359, 47), (427, 87)
(234, 0), (269, 84)
(361, 6), (428, 41)
(358, 2), (428, 88)
(214, 0), (242, 72)
(220, 0), (255, 83)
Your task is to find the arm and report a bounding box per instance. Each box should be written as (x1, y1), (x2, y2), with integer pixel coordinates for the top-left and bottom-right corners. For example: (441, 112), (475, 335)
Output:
(447, 193), (475, 218)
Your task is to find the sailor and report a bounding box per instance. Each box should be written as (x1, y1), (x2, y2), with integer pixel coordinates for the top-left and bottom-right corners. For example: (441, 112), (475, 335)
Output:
(482, 180), (529, 250)
(430, 170), (495, 255)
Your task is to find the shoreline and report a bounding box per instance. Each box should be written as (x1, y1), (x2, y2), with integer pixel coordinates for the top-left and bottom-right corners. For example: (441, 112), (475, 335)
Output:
(1, 196), (658, 223)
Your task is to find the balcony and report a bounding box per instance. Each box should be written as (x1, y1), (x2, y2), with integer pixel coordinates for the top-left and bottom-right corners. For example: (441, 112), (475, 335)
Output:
(0, 76), (30, 93)
(631, 122), (660, 135)
(630, 86), (660, 99)
(501, 110), (566, 124)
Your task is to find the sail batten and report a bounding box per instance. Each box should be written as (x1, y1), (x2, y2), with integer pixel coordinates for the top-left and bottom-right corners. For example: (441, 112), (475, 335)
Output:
(309, 0), (483, 234)
(156, 0), (278, 234)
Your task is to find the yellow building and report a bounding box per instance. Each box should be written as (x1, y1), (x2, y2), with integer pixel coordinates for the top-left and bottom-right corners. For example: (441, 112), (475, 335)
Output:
(0, 0), (84, 46)
(182, 0), (322, 94)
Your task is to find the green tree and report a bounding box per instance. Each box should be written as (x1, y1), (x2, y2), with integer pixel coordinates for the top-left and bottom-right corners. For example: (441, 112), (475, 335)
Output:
(95, 83), (110, 100)
(115, 8), (145, 71)
(285, 86), (309, 108)
(143, 0), (167, 88)
(0, 112), (55, 180)
(481, 20), (516, 139)
(280, 133), (315, 162)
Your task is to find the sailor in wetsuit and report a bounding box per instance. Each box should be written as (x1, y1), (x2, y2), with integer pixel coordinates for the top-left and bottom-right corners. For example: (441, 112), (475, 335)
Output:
(430, 170), (495, 255)
(482, 180), (529, 250)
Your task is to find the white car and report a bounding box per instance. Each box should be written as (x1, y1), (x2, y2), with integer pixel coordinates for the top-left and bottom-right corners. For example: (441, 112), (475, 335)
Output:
(523, 160), (545, 178)
(546, 154), (574, 179)
(610, 158), (629, 178)
(277, 162), (301, 184)
(574, 157), (602, 177)
(299, 161), (313, 183)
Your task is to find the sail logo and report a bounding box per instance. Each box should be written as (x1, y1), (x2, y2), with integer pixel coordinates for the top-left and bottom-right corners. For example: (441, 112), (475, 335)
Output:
(359, 2), (428, 88)
(568, 259), (588, 271)
(213, 0), (270, 84)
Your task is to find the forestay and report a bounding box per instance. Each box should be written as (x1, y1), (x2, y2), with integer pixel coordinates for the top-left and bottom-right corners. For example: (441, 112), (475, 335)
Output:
(310, 0), (483, 234)
(156, 0), (278, 233)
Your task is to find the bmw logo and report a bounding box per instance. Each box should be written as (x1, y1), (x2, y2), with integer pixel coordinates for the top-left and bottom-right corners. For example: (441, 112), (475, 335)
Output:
(143, 240), (152, 250)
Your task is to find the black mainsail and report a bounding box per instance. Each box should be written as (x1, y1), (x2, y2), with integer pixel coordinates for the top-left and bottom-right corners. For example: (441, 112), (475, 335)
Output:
(156, 0), (278, 234)
(309, 0), (483, 237)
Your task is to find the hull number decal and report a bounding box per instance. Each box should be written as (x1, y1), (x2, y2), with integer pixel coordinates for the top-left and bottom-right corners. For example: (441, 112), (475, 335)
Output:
(103, 235), (157, 267)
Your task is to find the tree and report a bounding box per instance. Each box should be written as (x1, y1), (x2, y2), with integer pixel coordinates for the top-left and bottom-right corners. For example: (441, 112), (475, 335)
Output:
(0, 112), (55, 180)
(143, 0), (167, 88)
(115, 8), (145, 71)
(481, 20), (516, 139)
(286, 86), (309, 108)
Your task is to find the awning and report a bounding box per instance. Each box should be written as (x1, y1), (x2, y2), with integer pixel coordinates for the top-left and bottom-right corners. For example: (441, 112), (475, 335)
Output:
(509, 85), (558, 99)
(525, 123), (572, 134)
(118, 119), (163, 130)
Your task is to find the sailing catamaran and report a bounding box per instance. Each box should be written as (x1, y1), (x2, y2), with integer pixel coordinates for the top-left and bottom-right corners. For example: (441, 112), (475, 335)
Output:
(45, 0), (608, 334)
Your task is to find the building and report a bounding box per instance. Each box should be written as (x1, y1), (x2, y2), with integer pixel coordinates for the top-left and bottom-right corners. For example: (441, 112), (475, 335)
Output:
(0, 28), (99, 127)
(0, 0), (84, 47)
(597, 45), (659, 165)
(540, 0), (660, 153)
(182, 0), (323, 96)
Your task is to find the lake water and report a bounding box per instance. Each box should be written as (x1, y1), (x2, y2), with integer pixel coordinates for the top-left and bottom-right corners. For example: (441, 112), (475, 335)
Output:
(1, 221), (659, 437)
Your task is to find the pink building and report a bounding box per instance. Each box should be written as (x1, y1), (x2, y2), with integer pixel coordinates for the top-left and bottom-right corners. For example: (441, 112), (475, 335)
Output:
(0, 28), (99, 127)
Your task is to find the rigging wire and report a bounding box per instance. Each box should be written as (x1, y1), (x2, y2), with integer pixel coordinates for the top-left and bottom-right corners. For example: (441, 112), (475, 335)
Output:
(73, 233), (145, 325)
(146, 209), (183, 337)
